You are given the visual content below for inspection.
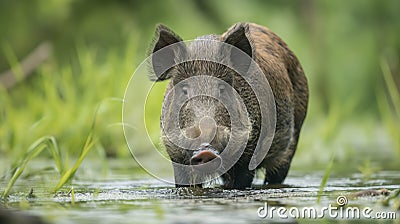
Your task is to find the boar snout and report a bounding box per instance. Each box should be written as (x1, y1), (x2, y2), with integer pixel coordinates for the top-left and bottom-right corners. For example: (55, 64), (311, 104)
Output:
(190, 143), (222, 172)
(184, 116), (218, 148)
(184, 116), (216, 138)
(190, 143), (218, 165)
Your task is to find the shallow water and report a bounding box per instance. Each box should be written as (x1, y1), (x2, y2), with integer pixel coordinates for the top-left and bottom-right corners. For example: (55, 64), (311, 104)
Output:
(1, 165), (399, 224)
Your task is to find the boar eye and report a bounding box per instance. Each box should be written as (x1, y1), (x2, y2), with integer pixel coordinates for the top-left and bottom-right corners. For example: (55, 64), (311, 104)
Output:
(182, 85), (188, 95)
(218, 84), (226, 94)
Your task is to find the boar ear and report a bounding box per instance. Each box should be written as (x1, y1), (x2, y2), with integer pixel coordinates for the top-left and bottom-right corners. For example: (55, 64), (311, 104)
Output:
(223, 23), (253, 74)
(148, 24), (187, 81)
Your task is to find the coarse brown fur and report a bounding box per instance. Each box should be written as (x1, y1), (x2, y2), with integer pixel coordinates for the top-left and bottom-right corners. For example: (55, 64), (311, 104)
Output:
(148, 22), (309, 189)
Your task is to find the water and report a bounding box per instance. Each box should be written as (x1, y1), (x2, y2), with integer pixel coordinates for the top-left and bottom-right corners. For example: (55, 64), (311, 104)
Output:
(1, 165), (399, 224)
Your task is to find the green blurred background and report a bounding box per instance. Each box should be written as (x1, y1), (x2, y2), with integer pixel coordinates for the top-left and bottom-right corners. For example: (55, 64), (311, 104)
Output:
(0, 0), (399, 176)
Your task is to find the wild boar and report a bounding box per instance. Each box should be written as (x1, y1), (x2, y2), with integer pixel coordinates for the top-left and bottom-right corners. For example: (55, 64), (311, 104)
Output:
(148, 22), (308, 189)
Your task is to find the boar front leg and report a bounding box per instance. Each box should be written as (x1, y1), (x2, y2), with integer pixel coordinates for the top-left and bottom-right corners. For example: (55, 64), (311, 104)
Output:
(222, 158), (255, 189)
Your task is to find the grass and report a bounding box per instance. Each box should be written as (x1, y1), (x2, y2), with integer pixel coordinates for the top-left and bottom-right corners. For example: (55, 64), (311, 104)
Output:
(2, 136), (63, 197)
(53, 131), (96, 192)
(378, 58), (400, 154)
(383, 188), (400, 210)
(0, 36), (141, 197)
(70, 186), (75, 206)
(0, 37), (139, 157)
(2, 112), (97, 198)
(313, 56), (399, 202)
(316, 153), (335, 204)
(357, 160), (380, 180)
(293, 56), (400, 170)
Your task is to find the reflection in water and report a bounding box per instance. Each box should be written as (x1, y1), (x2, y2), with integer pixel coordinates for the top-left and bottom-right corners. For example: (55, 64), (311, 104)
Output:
(1, 171), (399, 223)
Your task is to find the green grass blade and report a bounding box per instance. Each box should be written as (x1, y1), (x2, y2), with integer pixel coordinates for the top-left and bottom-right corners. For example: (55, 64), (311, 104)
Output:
(2, 136), (61, 198)
(377, 59), (400, 153)
(2, 146), (45, 198)
(317, 153), (335, 203)
(380, 57), (400, 117)
(46, 136), (64, 175)
(53, 102), (102, 192)
(71, 186), (75, 206)
(53, 132), (97, 192)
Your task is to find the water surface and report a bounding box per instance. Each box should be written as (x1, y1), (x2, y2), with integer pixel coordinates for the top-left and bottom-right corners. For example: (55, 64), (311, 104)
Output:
(1, 167), (399, 224)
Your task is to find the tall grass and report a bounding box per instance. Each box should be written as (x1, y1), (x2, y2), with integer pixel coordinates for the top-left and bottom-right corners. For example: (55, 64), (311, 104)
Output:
(378, 58), (400, 154)
(293, 57), (400, 170)
(316, 153), (335, 203)
(2, 136), (62, 197)
(2, 131), (95, 197)
(0, 35), (143, 197)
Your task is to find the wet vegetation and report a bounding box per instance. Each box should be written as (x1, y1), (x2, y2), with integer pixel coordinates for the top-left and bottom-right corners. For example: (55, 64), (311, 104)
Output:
(0, 0), (399, 223)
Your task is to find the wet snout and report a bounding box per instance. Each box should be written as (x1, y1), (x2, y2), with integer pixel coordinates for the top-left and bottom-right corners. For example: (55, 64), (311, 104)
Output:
(190, 143), (221, 165)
